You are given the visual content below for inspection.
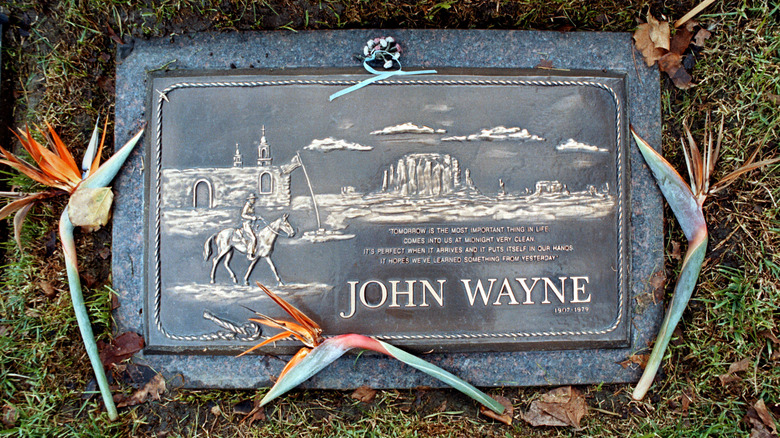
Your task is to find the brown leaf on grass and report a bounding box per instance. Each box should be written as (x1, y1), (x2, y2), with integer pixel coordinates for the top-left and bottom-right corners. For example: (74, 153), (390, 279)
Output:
(670, 325), (685, 347)
(351, 385), (378, 403)
(99, 332), (144, 369)
(681, 385), (694, 415)
(633, 15), (670, 66)
(105, 24), (125, 45)
(619, 354), (650, 369)
(670, 23), (695, 55)
(2, 404), (18, 428)
(754, 399), (778, 435)
(241, 399), (266, 426)
(38, 280), (57, 298)
(98, 246), (111, 260)
(13, 202), (34, 253)
(719, 358), (751, 386)
(115, 374), (165, 408)
(764, 331), (780, 361)
(693, 28), (712, 47)
(745, 399), (779, 437)
(761, 330), (780, 345)
(767, 94), (780, 106)
(521, 386), (587, 429)
(728, 358), (751, 373)
(671, 241), (683, 260)
(480, 395), (513, 425)
(649, 269), (667, 303)
(96, 75), (115, 94)
(658, 52), (694, 89)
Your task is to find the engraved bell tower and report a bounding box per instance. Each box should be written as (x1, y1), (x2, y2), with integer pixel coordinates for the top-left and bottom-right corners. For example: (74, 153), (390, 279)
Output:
(232, 143), (243, 168)
(257, 126), (272, 167)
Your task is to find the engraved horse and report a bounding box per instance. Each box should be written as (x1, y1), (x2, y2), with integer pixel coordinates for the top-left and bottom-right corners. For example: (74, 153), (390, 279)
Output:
(203, 214), (295, 285)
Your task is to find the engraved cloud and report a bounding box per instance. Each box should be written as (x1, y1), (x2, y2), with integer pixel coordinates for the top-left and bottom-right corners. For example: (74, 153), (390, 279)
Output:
(304, 137), (373, 152)
(555, 138), (608, 153)
(442, 126), (545, 142)
(370, 122), (447, 135)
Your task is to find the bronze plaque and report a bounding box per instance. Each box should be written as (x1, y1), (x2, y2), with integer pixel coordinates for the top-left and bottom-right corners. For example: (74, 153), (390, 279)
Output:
(146, 69), (630, 353)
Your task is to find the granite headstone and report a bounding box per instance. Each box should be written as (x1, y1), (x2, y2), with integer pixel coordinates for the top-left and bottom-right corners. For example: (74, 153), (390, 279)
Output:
(114, 30), (663, 389)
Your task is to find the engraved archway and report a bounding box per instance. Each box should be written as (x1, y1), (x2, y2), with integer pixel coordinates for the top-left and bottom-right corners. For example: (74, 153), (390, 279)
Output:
(192, 178), (214, 208)
(259, 171), (273, 194)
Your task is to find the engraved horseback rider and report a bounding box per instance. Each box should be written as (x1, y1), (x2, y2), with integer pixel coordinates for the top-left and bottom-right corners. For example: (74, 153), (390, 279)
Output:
(240, 193), (263, 259)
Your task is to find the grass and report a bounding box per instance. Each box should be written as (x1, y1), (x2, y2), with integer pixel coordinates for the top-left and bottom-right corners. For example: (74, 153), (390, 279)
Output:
(1, 0), (779, 436)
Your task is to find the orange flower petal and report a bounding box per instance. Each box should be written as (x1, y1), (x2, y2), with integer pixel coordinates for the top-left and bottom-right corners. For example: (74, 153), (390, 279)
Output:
(236, 331), (293, 357)
(90, 117), (109, 176)
(45, 121), (80, 176)
(0, 192), (51, 220)
(255, 282), (322, 339)
(277, 347), (311, 380)
(33, 143), (81, 186)
(12, 127), (77, 187)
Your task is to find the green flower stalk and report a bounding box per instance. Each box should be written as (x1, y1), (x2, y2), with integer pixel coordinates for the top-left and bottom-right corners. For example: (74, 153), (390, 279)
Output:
(630, 117), (777, 400)
(241, 283), (505, 415)
(0, 120), (145, 420)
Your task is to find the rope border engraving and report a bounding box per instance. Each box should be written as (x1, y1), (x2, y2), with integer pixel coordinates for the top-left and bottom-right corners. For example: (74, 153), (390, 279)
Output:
(151, 78), (627, 343)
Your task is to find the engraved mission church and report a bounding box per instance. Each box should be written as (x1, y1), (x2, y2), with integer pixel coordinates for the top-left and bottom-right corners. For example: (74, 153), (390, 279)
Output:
(160, 128), (292, 210)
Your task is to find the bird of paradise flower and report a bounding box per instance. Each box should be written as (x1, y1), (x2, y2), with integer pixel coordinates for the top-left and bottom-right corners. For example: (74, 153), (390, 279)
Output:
(630, 116), (778, 400)
(0, 119), (144, 420)
(240, 282), (506, 417)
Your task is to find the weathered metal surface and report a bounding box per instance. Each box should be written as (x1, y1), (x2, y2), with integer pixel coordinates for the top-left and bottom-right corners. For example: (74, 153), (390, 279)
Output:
(146, 70), (629, 353)
(114, 30), (662, 388)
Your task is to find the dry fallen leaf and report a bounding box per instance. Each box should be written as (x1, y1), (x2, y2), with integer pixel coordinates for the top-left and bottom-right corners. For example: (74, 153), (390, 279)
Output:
(633, 14), (670, 66)
(658, 52), (693, 89)
(718, 357), (751, 386)
(649, 269), (667, 303)
(634, 14), (707, 89)
(248, 406), (266, 425)
(728, 358), (751, 374)
(99, 332), (144, 369)
(671, 240), (683, 260)
(115, 374), (166, 408)
(670, 22), (695, 55)
(350, 385), (378, 403)
(2, 404), (18, 428)
(38, 280), (57, 298)
(754, 399), (778, 435)
(693, 28), (712, 46)
(536, 59), (554, 69)
(480, 395), (513, 425)
(521, 386), (587, 429)
(745, 399), (779, 438)
(68, 187), (114, 231)
(619, 354), (650, 369)
(681, 385), (694, 415)
(761, 330), (780, 346)
(239, 397), (268, 426)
